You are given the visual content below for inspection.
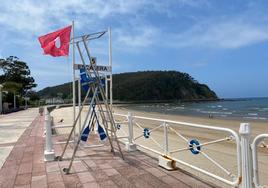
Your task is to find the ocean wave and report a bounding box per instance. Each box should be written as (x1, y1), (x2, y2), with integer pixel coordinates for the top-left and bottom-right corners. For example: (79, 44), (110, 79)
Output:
(200, 111), (232, 115)
(259, 108), (268, 112)
(243, 117), (267, 120)
(173, 107), (185, 110)
(248, 113), (258, 116)
(141, 105), (152, 108)
(166, 106), (185, 111)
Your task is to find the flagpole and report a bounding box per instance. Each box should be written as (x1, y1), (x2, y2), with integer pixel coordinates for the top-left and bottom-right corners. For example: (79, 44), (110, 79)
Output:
(108, 27), (113, 109)
(72, 20), (76, 140)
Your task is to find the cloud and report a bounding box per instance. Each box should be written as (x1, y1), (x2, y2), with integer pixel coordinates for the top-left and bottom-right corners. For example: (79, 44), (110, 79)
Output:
(0, 0), (181, 34)
(0, 0), (181, 56)
(0, 0), (221, 53)
(0, 1), (47, 33)
(168, 19), (268, 49)
(113, 16), (268, 51)
(115, 26), (160, 49)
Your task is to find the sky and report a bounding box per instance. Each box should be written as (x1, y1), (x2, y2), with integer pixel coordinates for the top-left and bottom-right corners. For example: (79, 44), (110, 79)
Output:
(0, 0), (268, 98)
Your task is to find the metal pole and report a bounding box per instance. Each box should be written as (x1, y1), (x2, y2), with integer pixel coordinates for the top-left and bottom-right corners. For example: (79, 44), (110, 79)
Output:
(0, 85), (2, 114)
(72, 21), (76, 140)
(108, 27), (113, 108)
(105, 75), (108, 99)
(239, 123), (253, 188)
(77, 77), (81, 134)
(63, 87), (99, 174)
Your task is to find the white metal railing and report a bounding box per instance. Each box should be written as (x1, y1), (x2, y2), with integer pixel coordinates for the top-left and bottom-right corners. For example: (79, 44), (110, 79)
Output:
(252, 134), (268, 188)
(113, 112), (241, 187)
(44, 108), (267, 187)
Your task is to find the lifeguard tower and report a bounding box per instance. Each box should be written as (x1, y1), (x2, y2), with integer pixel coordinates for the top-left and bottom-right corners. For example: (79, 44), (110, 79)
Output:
(56, 26), (124, 174)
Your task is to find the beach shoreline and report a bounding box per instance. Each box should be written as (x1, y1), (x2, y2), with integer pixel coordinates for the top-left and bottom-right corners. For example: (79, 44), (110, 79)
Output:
(114, 103), (268, 123)
(114, 97), (268, 122)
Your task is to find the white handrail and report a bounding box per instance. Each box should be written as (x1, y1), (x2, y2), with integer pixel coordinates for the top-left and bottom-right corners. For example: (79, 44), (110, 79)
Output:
(252, 134), (268, 188)
(113, 112), (242, 187)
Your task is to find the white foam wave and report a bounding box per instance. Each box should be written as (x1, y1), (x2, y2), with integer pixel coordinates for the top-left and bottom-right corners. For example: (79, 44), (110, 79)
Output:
(200, 111), (232, 115)
(248, 113), (258, 116)
(243, 117), (267, 120)
(259, 108), (268, 112)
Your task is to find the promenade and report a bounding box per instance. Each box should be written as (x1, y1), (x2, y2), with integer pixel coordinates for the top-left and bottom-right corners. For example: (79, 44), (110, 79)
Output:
(0, 109), (38, 168)
(0, 109), (215, 188)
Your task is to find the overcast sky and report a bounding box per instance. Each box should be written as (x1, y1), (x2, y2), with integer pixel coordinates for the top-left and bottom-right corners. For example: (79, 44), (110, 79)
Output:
(0, 0), (268, 98)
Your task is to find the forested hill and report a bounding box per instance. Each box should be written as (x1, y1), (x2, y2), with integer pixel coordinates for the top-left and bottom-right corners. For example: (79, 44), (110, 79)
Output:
(38, 71), (218, 101)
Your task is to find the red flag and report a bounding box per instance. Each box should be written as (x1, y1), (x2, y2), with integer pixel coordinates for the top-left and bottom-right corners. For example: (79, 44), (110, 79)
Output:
(38, 25), (72, 57)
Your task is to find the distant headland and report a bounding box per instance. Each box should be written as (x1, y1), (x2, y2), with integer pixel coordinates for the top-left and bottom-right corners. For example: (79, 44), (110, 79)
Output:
(37, 70), (218, 102)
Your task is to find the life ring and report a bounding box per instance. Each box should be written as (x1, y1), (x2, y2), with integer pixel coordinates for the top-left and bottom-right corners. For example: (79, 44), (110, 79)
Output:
(143, 128), (150, 139)
(116, 124), (121, 130)
(189, 139), (201, 155)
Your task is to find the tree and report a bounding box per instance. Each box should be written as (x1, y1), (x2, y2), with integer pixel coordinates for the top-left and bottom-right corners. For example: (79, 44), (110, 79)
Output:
(0, 56), (37, 94)
(2, 81), (22, 93)
(2, 81), (23, 108)
(26, 90), (40, 101)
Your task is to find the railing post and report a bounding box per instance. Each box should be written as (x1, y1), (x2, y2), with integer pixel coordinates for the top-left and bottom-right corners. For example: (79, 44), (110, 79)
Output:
(158, 121), (175, 171)
(163, 122), (169, 155)
(125, 112), (137, 151)
(239, 123), (252, 188)
(44, 107), (55, 161)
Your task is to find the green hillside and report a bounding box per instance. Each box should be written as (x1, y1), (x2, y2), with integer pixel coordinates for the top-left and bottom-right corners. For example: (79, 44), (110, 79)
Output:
(38, 71), (218, 101)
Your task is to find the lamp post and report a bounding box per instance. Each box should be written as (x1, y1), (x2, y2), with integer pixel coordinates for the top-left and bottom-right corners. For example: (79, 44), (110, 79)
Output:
(0, 84), (3, 114)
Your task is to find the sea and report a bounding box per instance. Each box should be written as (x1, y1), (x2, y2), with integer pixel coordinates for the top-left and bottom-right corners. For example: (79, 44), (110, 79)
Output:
(124, 97), (268, 121)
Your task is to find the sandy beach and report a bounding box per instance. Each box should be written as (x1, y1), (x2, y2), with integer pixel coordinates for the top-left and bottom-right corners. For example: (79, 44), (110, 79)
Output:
(51, 105), (268, 187)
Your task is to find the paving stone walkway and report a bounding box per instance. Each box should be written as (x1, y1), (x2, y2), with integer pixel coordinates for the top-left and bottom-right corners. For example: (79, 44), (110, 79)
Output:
(0, 108), (38, 168)
(0, 114), (216, 188)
